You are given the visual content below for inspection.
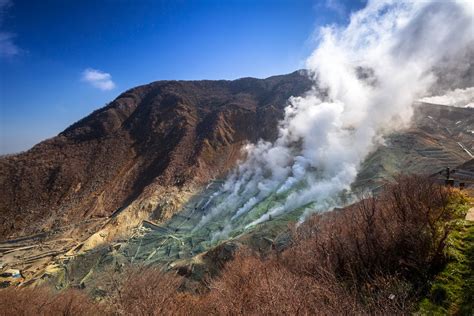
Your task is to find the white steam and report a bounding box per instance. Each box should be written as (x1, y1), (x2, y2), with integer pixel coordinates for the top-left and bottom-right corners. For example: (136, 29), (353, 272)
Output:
(195, 0), (474, 239)
(420, 87), (474, 108)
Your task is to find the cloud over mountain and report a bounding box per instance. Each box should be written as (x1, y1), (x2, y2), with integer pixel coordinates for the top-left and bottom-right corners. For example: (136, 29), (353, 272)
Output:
(82, 68), (115, 91)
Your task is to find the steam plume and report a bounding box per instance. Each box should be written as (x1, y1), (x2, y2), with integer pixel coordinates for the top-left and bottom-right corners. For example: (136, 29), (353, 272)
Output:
(420, 87), (474, 108)
(195, 0), (474, 239)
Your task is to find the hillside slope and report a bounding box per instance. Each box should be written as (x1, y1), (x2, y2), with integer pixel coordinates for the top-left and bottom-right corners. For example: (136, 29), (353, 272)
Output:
(0, 71), (312, 238)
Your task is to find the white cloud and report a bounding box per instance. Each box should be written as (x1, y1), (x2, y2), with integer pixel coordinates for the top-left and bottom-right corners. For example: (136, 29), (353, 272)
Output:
(0, 0), (20, 58)
(81, 68), (116, 91)
(325, 0), (346, 16)
(0, 32), (18, 57)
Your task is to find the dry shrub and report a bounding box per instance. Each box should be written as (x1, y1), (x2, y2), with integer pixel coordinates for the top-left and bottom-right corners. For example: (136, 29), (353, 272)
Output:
(285, 175), (454, 284)
(202, 251), (364, 315)
(201, 254), (417, 315)
(200, 175), (457, 315)
(102, 265), (196, 315)
(0, 286), (101, 316)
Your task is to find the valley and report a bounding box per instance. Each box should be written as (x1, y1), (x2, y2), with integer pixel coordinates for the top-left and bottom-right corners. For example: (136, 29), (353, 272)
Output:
(1, 79), (472, 291)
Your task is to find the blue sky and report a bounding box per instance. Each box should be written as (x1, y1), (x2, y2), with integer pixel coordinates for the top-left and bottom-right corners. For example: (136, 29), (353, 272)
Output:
(0, 0), (365, 154)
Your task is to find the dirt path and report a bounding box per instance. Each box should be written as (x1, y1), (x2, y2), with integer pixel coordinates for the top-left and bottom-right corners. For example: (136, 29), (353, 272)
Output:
(466, 189), (474, 221)
(466, 207), (474, 221)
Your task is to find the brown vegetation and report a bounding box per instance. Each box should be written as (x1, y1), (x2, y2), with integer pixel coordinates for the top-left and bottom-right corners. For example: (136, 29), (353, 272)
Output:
(192, 175), (460, 315)
(0, 175), (468, 315)
(285, 174), (457, 287)
(100, 266), (193, 315)
(0, 286), (101, 316)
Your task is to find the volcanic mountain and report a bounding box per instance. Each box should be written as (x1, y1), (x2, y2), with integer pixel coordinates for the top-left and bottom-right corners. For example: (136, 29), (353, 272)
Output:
(0, 71), (473, 287)
(0, 71), (312, 239)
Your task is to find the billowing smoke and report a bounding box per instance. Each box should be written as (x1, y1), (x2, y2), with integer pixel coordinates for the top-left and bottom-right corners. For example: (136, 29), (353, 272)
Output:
(420, 87), (474, 108)
(195, 0), (474, 240)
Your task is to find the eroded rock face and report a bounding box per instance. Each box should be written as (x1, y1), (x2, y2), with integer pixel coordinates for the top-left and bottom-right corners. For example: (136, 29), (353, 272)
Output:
(0, 71), (312, 239)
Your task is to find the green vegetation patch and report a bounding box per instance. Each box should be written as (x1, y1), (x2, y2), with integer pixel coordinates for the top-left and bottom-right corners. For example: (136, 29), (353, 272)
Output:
(419, 193), (473, 315)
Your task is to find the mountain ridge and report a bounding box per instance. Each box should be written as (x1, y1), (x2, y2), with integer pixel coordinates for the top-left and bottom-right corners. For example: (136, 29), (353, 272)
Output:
(0, 71), (312, 239)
